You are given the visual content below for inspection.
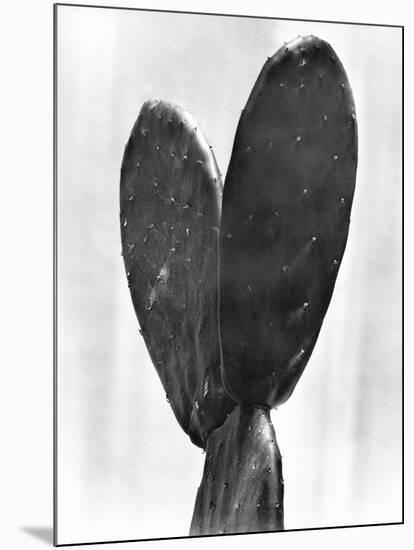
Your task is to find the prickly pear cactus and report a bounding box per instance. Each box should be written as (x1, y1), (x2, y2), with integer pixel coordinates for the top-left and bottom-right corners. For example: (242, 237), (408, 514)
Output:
(219, 35), (358, 406)
(120, 100), (235, 448)
(120, 34), (357, 539)
(190, 406), (283, 535)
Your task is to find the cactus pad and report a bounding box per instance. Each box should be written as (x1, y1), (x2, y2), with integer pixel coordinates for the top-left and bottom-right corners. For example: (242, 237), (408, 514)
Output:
(190, 406), (284, 535)
(120, 100), (235, 447)
(219, 36), (358, 406)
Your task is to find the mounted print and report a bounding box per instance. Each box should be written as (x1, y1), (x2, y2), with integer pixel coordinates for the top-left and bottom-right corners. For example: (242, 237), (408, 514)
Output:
(54, 3), (403, 546)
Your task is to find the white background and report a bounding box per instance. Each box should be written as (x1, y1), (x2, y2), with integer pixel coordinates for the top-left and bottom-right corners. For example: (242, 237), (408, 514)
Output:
(0, 1), (412, 550)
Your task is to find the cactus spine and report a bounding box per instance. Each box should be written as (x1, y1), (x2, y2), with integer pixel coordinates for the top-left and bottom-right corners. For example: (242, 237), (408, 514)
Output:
(120, 35), (357, 536)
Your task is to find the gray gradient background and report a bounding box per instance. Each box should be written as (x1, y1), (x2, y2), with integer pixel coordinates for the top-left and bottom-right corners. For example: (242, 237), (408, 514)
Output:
(56, 5), (402, 545)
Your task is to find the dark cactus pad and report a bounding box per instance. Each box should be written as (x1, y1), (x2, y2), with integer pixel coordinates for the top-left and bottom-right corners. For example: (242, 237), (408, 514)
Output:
(120, 100), (235, 447)
(219, 36), (358, 406)
(190, 406), (284, 535)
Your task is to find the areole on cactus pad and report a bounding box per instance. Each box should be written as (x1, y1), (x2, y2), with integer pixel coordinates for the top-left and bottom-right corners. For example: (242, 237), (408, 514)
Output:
(120, 35), (357, 537)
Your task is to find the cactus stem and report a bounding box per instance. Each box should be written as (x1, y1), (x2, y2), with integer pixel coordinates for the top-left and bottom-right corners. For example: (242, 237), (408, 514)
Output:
(190, 406), (284, 535)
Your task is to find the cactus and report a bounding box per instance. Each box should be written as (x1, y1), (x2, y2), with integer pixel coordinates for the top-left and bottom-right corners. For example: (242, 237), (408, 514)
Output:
(120, 100), (235, 448)
(120, 35), (357, 537)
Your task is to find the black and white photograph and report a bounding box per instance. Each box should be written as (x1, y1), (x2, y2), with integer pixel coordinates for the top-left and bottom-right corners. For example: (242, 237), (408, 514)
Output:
(52, 3), (404, 546)
(0, 0), (410, 548)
